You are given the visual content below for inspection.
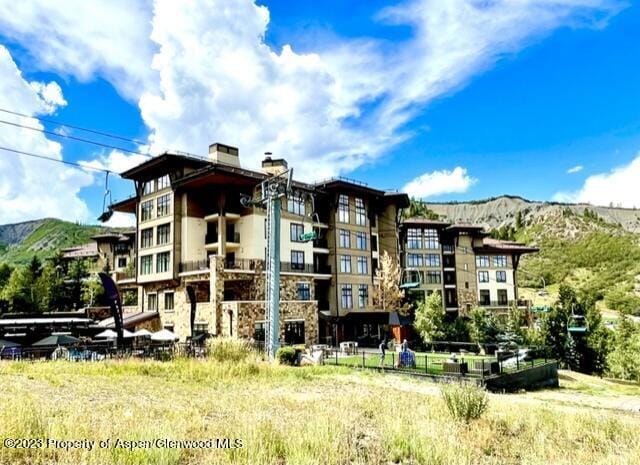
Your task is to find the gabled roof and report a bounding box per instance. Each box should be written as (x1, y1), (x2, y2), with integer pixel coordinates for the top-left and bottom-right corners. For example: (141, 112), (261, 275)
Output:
(119, 152), (210, 180)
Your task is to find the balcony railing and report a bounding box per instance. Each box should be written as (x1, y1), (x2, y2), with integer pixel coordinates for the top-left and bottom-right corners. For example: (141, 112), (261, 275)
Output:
(114, 268), (136, 281)
(225, 258), (264, 271)
(179, 260), (210, 273)
(479, 300), (530, 308)
(205, 232), (240, 244)
(280, 262), (315, 273)
(314, 264), (331, 274)
(312, 238), (329, 248)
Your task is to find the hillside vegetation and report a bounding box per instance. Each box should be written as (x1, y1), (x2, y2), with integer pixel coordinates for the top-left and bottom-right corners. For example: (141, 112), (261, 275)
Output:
(0, 219), (107, 266)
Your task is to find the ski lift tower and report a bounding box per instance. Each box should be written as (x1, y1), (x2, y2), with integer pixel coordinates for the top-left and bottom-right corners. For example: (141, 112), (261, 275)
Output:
(244, 167), (293, 359)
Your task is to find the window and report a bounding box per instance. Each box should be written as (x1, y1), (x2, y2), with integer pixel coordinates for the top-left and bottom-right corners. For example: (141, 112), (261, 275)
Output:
(463, 263), (468, 271)
(340, 255), (351, 273)
(254, 321), (265, 341)
(443, 244), (454, 254)
(141, 228), (153, 248)
(493, 255), (507, 267)
(356, 256), (368, 275)
(290, 223), (304, 242)
(462, 246), (468, 254)
(425, 271), (441, 284)
(140, 255), (153, 275)
(338, 195), (349, 223)
(156, 252), (170, 273)
(341, 284), (353, 309)
(284, 320), (305, 344)
(355, 198), (366, 226)
(424, 229), (439, 249)
(157, 174), (170, 190)
(358, 284), (368, 308)
(164, 292), (174, 311)
(479, 290), (490, 306)
(339, 229), (350, 248)
(496, 270), (507, 283)
(142, 181), (154, 195)
(147, 293), (157, 311)
(157, 193), (171, 217)
(476, 255), (490, 268)
(157, 223), (170, 245)
(194, 322), (208, 336)
(355, 232), (367, 250)
(371, 235), (378, 252)
(478, 271), (489, 283)
(117, 257), (127, 268)
(291, 250), (305, 271)
(297, 282), (310, 301)
(141, 200), (153, 221)
(407, 253), (423, 267)
(407, 228), (422, 249)
(287, 196), (305, 216)
(498, 289), (508, 305)
(425, 253), (440, 267)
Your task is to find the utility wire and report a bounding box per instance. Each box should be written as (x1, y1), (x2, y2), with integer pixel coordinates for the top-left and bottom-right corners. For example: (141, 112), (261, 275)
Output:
(0, 107), (149, 146)
(0, 145), (112, 174)
(0, 118), (152, 158)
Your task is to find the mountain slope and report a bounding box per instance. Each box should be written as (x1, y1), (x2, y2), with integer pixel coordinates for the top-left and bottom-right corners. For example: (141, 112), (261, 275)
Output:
(426, 196), (640, 234)
(0, 219), (108, 266)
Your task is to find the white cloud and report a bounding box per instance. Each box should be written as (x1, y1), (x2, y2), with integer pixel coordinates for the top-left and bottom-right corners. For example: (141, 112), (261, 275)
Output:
(402, 167), (477, 199)
(80, 150), (149, 174)
(0, 0), (626, 184)
(553, 155), (640, 208)
(0, 45), (94, 224)
(567, 165), (584, 174)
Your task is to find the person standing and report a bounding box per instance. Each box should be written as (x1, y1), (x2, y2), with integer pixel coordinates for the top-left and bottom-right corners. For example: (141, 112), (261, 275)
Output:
(379, 338), (387, 369)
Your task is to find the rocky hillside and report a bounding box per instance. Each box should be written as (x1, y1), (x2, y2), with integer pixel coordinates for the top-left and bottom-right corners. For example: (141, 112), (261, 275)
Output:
(0, 219), (108, 266)
(426, 196), (640, 234)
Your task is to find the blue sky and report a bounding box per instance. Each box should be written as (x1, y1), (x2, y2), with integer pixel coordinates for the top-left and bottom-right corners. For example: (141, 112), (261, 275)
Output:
(0, 0), (638, 225)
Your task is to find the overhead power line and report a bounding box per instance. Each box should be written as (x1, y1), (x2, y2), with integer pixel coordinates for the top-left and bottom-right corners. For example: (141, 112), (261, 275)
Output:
(0, 145), (112, 174)
(0, 118), (152, 158)
(0, 107), (149, 146)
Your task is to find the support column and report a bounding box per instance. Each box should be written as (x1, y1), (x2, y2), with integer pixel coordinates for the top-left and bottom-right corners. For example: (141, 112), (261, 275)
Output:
(210, 255), (225, 335)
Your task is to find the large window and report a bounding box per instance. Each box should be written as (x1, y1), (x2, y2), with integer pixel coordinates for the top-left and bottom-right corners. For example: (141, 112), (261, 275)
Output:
(355, 198), (366, 226)
(424, 229), (439, 249)
(141, 228), (153, 248)
(157, 223), (170, 245)
(356, 256), (368, 275)
(339, 229), (350, 248)
(478, 271), (490, 283)
(355, 231), (367, 250)
(340, 255), (351, 273)
(358, 284), (368, 308)
(425, 271), (441, 284)
(141, 200), (153, 221)
(291, 250), (305, 271)
(290, 223), (304, 242)
(287, 196), (305, 216)
(297, 282), (311, 301)
(157, 174), (170, 190)
(338, 195), (349, 223)
(496, 270), (507, 283)
(140, 255), (153, 275)
(407, 253), (423, 267)
(284, 320), (305, 344)
(157, 194), (171, 217)
(476, 255), (490, 268)
(147, 293), (157, 311)
(407, 228), (422, 249)
(341, 284), (353, 309)
(479, 290), (490, 306)
(117, 257), (127, 268)
(425, 253), (441, 267)
(164, 292), (174, 311)
(493, 255), (507, 267)
(254, 321), (266, 341)
(156, 252), (170, 273)
(142, 181), (154, 195)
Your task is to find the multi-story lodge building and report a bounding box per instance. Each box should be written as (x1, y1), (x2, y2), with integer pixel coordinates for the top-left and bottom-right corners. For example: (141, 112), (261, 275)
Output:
(105, 143), (537, 345)
(399, 219), (538, 316)
(109, 143), (409, 346)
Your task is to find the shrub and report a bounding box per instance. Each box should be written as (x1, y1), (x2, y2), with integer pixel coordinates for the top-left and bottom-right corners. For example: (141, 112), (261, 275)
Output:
(206, 338), (255, 363)
(276, 346), (299, 365)
(440, 381), (489, 423)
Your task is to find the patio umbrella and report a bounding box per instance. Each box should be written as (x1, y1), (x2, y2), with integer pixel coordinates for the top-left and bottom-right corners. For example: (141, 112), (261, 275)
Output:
(32, 335), (80, 347)
(133, 329), (153, 338)
(151, 329), (179, 342)
(94, 329), (117, 339)
(0, 339), (21, 348)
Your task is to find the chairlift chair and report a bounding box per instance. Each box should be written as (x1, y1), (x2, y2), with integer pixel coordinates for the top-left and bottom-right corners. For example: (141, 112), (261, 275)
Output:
(97, 171), (114, 222)
(567, 313), (588, 333)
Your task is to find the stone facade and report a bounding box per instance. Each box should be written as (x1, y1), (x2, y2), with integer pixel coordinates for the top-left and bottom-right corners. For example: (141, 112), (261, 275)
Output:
(222, 300), (318, 345)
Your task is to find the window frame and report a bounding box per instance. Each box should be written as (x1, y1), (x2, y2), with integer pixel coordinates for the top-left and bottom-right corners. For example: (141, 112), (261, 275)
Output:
(291, 250), (305, 271)
(141, 228), (153, 249)
(354, 197), (366, 226)
(478, 270), (490, 283)
(341, 284), (353, 309)
(156, 251), (170, 273)
(164, 291), (174, 311)
(339, 255), (352, 274)
(157, 223), (171, 245)
(338, 195), (349, 223)
(290, 223), (304, 243)
(140, 255), (153, 275)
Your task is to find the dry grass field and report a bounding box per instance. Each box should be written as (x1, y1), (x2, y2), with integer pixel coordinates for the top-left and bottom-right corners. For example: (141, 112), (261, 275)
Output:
(1, 343), (639, 465)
